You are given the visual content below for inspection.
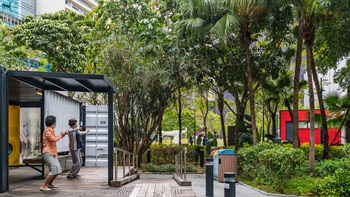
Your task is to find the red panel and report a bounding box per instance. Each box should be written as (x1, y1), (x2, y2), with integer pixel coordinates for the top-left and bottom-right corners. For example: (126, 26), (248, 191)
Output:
(299, 128), (321, 145)
(328, 129), (341, 145)
(280, 110), (341, 145)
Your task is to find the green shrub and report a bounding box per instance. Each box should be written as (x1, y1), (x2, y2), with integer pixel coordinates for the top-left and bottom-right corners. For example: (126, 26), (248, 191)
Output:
(313, 157), (350, 177)
(300, 143), (323, 160)
(257, 146), (305, 192)
(281, 143), (293, 148)
(142, 144), (199, 165)
(237, 142), (275, 180)
(312, 168), (350, 197)
(294, 161), (313, 176)
(329, 145), (344, 159)
(186, 165), (198, 172)
(341, 143), (350, 158)
(218, 145), (236, 150)
(143, 163), (198, 173)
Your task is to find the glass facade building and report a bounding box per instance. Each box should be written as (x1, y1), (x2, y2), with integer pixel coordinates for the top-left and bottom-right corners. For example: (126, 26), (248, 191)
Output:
(0, 0), (35, 26)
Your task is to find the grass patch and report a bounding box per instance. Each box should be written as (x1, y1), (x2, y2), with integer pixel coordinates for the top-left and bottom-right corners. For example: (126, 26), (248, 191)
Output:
(240, 175), (320, 196)
(283, 176), (319, 196)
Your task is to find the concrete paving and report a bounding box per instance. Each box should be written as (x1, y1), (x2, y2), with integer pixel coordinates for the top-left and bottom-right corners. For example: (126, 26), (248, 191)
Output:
(1, 166), (290, 197)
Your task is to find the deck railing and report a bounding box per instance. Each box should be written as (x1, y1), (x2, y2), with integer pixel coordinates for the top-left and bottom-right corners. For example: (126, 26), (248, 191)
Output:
(174, 147), (187, 181)
(114, 147), (138, 181)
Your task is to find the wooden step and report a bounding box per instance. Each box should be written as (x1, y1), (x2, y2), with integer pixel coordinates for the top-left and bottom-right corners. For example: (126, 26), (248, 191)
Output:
(129, 183), (174, 197)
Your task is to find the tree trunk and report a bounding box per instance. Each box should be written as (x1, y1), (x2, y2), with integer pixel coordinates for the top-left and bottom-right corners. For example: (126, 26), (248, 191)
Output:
(285, 98), (294, 122)
(235, 112), (244, 148)
(203, 92), (209, 137)
(310, 52), (329, 159)
(292, 12), (303, 148)
(245, 39), (257, 145)
(178, 85), (182, 145)
(271, 104), (278, 137)
(158, 115), (163, 144)
(218, 91), (227, 146)
(306, 41), (315, 170)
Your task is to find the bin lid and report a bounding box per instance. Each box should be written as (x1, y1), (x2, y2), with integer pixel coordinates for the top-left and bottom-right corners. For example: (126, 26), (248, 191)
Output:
(218, 149), (234, 155)
(210, 150), (219, 156)
(213, 149), (234, 156)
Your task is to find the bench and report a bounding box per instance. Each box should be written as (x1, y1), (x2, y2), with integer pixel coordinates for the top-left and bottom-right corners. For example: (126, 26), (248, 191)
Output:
(22, 155), (72, 176)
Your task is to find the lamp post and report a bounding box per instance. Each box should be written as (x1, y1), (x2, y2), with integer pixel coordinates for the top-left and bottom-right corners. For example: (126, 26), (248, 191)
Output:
(262, 104), (265, 142)
(192, 94), (196, 145)
(193, 111), (196, 145)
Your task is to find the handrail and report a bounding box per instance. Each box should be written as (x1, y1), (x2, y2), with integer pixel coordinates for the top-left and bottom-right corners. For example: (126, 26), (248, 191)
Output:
(114, 147), (138, 181)
(175, 147), (187, 181)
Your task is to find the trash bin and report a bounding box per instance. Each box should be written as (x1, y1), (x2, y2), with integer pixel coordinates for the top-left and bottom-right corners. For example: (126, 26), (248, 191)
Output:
(212, 149), (236, 181)
(218, 151), (237, 182)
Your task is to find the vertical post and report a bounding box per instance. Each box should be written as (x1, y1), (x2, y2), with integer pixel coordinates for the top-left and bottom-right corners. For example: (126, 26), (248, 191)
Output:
(128, 153), (130, 175)
(0, 67), (8, 193)
(224, 172), (236, 197)
(193, 108), (196, 145)
(175, 155), (178, 175)
(184, 148), (187, 181)
(206, 157), (214, 197)
(180, 152), (183, 179)
(108, 88), (114, 185)
(199, 149), (204, 167)
(320, 77), (324, 144)
(123, 151), (125, 178)
(136, 155), (138, 171)
(115, 149), (118, 181)
(262, 104), (265, 142)
(40, 91), (45, 179)
(132, 154), (135, 175)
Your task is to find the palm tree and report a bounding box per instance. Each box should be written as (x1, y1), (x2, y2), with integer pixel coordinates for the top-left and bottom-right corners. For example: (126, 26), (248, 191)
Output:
(262, 71), (307, 137)
(323, 92), (350, 144)
(296, 0), (350, 162)
(176, 0), (287, 145)
(292, 4), (304, 149)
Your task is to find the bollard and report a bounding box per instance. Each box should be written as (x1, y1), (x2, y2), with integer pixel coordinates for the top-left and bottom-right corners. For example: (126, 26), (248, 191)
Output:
(147, 149), (151, 163)
(206, 157), (214, 197)
(199, 149), (204, 167)
(224, 172), (236, 197)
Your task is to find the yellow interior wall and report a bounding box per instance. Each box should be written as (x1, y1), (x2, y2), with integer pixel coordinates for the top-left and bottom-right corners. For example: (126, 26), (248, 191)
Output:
(9, 105), (20, 166)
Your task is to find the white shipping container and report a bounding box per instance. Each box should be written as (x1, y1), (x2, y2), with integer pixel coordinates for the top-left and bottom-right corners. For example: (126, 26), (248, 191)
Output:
(44, 91), (80, 153)
(85, 106), (108, 166)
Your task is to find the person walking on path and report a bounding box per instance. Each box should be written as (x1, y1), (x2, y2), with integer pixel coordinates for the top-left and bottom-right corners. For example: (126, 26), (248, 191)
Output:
(67, 118), (90, 179)
(40, 115), (67, 191)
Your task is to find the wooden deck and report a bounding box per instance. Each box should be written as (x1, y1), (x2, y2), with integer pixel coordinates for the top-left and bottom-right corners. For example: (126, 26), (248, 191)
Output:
(129, 183), (174, 197)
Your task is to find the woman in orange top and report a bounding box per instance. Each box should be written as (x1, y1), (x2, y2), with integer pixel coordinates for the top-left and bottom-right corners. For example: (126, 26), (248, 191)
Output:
(40, 115), (67, 191)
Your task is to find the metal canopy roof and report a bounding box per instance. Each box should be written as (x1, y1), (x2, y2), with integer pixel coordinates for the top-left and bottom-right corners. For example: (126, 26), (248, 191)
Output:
(8, 70), (118, 103)
(1, 68), (116, 192)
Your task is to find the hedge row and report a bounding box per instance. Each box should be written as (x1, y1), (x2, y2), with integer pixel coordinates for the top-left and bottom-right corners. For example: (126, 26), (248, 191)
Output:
(237, 142), (350, 195)
(141, 144), (204, 165)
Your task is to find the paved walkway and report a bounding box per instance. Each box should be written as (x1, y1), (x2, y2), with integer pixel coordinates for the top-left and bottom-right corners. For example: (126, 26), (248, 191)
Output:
(1, 166), (275, 197)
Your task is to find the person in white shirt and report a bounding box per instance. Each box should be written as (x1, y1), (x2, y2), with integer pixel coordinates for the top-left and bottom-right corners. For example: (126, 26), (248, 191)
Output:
(66, 118), (89, 178)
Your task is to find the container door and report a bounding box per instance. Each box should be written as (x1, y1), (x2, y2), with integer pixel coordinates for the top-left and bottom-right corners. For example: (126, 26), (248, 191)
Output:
(85, 106), (108, 166)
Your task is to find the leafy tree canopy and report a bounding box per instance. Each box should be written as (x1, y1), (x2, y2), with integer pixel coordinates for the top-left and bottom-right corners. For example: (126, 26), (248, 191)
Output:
(12, 10), (86, 72)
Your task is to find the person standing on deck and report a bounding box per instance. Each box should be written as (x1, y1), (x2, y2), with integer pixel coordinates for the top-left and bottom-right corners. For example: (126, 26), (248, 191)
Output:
(40, 115), (67, 191)
(66, 118), (90, 179)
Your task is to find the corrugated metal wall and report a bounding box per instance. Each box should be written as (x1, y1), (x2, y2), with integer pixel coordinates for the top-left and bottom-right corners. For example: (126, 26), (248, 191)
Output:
(44, 91), (80, 153)
(85, 106), (108, 166)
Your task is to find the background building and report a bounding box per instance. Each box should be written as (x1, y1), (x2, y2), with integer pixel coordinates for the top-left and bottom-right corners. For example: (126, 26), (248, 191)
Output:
(0, 0), (35, 26)
(36, 0), (97, 18)
(0, 0), (97, 26)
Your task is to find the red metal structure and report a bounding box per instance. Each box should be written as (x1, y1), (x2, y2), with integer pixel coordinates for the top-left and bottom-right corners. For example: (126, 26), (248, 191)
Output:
(279, 110), (341, 145)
